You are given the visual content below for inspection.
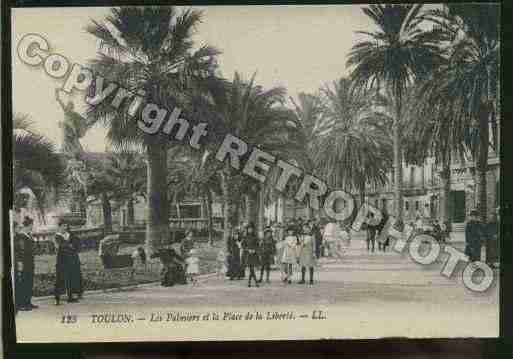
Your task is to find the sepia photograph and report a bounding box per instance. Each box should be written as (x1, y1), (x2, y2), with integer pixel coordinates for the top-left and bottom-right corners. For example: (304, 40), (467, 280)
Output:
(8, 3), (500, 343)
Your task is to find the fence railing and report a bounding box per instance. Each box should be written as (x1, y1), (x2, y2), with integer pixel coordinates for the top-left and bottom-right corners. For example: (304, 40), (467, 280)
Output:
(31, 227), (105, 255)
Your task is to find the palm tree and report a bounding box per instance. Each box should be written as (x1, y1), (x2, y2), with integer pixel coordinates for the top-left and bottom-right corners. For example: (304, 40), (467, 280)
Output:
(422, 4), (499, 222)
(289, 92), (325, 217)
(347, 4), (443, 221)
(13, 113), (66, 222)
(197, 72), (300, 240)
(85, 7), (220, 251)
(311, 78), (392, 207)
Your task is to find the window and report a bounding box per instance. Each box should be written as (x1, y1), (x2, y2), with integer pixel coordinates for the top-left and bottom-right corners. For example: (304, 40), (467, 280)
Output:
(382, 199), (387, 211)
(405, 201), (409, 211)
(375, 199), (378, 207)
(415, 201), (419, 211)
(179, 204), (201, 218)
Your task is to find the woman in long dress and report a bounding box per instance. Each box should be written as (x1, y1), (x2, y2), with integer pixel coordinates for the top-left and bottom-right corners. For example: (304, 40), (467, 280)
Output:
(298, 224), (316, 285)
(54, 234), (80, 305)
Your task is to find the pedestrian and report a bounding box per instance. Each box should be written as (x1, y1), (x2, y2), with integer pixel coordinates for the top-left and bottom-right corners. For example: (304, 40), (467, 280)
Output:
(298, 223), (316, 285)
(311, 219), (323, 259)
(216, 248), (227, 277)
(415, 216), (423, 234)
(131, 246), (147, 271)
(258, 227), (276, 284)
(366, 213), (378, 252)
(322, 221), (337, 258)
(54, 220), (80, 305)
(244, 222), (260, 288)
(180, 229), (195, 258)
(441, 221), (450, 243)
(376, 211), (390, 252)
(275, 232), (286, 281)
(465, 210), (483, 262)
(433, 220), (442, 243)
(186, 249), (200, 286)
(15, 217), (38, 311)
(405, 222), (415, 242)
(67, 225), (83, 299)
(227, 229), (241, 280)
(282, 226), (298, 284)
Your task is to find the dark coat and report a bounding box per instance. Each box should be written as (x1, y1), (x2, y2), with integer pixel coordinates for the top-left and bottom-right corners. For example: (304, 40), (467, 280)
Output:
(465, 220), (483, 262)
(68, 233), (83, 294)
(15, 232), (35, 307)
(245, 234), (260, 266)
(259, 237), (276, 265)
(55, 234), (81, 296)
(15, 232), (35, 272)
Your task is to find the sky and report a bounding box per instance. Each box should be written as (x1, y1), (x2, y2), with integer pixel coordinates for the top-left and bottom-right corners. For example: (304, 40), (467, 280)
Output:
(12, 5), (373, 152)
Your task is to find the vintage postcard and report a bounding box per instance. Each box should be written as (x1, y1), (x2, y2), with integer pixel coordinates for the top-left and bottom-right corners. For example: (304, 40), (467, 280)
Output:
(9, 3), (500, 343)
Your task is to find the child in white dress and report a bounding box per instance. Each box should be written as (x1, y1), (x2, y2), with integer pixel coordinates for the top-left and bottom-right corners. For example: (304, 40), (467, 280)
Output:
(216, 249), (227, 277)
(282, 227), (299, 284)
(186, 249), (200, 286)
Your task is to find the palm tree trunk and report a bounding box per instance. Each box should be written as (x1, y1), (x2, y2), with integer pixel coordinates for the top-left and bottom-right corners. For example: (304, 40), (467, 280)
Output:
(305, 200), (312, 220)
(257, 188), (265, 234)
(127, 198), (135, 226)
(101, 192), (112, 233)
(146, 142), (170, 253)
(359, 180), (365, 208)
(219, 170), (238, 244)
(244, 193), (258, 225)
(394, 94), (404, 221)
(440, 158), (451, 227)
(476, 102), (490, 223)
(205, 189), (214, 246)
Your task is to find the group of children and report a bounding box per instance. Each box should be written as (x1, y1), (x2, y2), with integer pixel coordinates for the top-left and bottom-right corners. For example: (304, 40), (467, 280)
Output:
(224, 221), (318, 287)
(159, 218), (347, 288)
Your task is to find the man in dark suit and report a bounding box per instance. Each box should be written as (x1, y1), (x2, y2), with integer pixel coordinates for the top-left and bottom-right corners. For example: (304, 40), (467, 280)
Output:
(15, 216), (38, 311)
(465, 209), (483, 262)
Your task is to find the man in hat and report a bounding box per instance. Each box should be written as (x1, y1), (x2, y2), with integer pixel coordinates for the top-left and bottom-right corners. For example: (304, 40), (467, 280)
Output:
(15, 216), (38, 311)
(465, 209), (483, 262)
